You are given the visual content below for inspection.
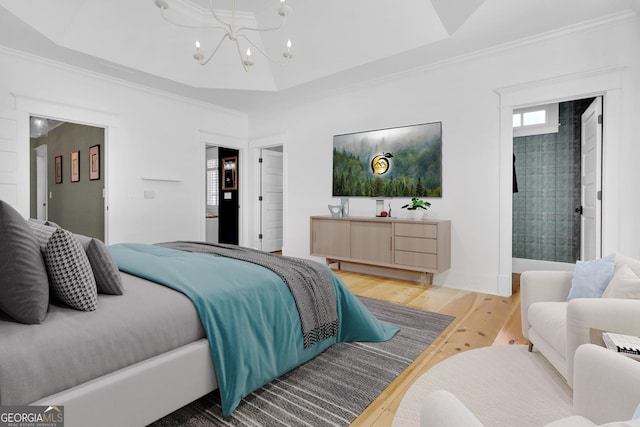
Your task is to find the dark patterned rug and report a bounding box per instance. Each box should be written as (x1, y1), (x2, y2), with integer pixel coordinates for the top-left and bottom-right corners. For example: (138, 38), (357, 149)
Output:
(149, 296), (454, 427)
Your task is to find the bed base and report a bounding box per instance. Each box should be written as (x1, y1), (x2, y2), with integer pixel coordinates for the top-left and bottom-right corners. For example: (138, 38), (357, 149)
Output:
(32, 339), (217, 427)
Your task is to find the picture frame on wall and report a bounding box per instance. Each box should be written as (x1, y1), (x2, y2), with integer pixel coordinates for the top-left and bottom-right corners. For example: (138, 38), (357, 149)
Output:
(71, 150), (80, 182)
(55, 155), (63, 184)
(222, 156), (237, 190)
(89, 145), (100, 180)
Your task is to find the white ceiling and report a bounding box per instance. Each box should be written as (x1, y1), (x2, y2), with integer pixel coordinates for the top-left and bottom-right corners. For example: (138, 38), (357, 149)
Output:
(0, 0), (637, 113)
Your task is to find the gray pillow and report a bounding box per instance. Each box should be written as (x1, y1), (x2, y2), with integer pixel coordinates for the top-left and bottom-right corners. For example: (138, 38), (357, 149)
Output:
(28, 218), (60, 228)
(75, 234), (124, 295)
(29, 222), (98, 311)
(0, 201), (49, 324)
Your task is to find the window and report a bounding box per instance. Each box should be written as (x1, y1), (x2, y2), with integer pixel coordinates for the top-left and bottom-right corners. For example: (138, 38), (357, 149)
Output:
(207, 158), (219, 206)
(513, 109), (547, 127)
(513, 103), (559, 137)
(522, 110), (546, 126)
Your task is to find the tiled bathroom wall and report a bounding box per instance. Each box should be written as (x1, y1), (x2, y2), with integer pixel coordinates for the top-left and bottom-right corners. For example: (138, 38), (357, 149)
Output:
(512, 98), (594, 263)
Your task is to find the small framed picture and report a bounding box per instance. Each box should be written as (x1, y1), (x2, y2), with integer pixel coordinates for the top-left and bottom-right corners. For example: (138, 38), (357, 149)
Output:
(54, 155), (63, 184)
(222, 156), (237, 190)
(71, 150), (80, 182)
(89, 145), (100, 180)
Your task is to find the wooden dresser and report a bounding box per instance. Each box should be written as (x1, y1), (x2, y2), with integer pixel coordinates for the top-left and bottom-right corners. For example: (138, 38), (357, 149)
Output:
(310, 216), (451, 287)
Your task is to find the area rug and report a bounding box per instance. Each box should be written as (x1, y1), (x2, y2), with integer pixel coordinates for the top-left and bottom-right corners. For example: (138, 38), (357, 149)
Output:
(149, 296), (454, 427)
(392, 345), (573, 427)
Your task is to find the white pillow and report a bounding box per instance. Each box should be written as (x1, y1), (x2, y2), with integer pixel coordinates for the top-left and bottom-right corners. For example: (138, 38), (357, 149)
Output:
(603, 263), (640, 299)
(616, 252), (640, 277)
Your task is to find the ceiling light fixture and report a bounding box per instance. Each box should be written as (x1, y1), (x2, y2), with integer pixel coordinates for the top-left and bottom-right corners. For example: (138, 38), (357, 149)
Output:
(30, 117), (49, 138)
(154, 0), (293, 72)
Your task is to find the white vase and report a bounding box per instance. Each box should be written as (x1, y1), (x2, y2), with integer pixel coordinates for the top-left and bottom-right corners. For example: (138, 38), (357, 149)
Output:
(411, 210), (425, 221)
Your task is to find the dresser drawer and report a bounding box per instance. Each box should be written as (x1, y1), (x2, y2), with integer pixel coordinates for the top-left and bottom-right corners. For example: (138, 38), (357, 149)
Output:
(394, 250), (437, 269)
(395, 222), (437, 239)
(394, 236), (437, 254)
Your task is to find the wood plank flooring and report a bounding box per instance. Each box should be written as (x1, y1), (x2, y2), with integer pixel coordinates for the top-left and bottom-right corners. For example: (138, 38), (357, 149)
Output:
(334, 270), (527, 426)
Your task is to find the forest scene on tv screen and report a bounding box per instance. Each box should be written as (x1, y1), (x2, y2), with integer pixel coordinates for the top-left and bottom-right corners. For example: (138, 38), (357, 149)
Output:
(332, 121), (442, 197)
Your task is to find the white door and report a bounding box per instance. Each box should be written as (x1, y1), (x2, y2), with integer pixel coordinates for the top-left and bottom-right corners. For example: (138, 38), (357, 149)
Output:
(0, 109), (29, 216)
(35, 144), (48, 220)
(260, 148), (283, 252)
(580, 97), (603, 261)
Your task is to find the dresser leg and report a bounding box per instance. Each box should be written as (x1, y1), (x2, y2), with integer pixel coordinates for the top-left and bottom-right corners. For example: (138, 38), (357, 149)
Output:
(420, 272), (433, 289)
(326, 259), (341, 270)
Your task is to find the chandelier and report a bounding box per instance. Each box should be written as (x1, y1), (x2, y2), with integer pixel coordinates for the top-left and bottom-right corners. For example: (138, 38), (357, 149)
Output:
(153, 0), (293, 72)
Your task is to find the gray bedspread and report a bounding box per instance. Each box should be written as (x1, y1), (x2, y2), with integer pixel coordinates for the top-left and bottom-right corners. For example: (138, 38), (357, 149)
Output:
(0, 273), (205, 405)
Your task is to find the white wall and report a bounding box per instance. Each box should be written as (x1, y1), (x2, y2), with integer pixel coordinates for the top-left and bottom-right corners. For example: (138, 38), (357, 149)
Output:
(1, 14), (637, 297)
(0, 49), (248, 245)
(248, 15), (640, 295)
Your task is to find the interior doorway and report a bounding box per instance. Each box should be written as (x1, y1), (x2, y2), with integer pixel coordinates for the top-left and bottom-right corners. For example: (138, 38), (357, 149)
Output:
(29, 117), (105, 240)
(512, 97), (601, 271)
(219, 147), (240, 245)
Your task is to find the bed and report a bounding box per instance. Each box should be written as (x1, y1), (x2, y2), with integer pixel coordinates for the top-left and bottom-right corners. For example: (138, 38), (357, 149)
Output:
(0, 201), (398, 427)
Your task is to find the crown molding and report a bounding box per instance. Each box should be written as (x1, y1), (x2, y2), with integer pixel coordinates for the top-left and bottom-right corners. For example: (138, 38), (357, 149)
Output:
(321, 9), (639, 104)
(0, 45), (247, 119)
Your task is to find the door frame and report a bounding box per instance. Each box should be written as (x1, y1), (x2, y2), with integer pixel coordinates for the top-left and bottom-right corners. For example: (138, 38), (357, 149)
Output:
(199, 130), (248, 246)
(495, 67), (623, 296)
(12, 94), (118, 243)
(511, 97), (601, 273)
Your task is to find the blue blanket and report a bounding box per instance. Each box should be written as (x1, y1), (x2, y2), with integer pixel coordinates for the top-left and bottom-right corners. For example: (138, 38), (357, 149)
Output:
(110, 243), (398, 416)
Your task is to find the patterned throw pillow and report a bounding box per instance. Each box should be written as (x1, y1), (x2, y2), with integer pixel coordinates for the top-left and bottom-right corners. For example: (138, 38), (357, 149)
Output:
(74, 234), (124, 295)
(29, 222), (98, 311)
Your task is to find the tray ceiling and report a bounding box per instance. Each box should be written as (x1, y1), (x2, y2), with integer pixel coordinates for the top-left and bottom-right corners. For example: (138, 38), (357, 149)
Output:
(0, 0), (636, 112)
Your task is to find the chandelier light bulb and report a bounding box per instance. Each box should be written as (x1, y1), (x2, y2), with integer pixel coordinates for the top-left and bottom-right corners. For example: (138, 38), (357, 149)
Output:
(278, 0), (291, 17)
(242, 48), (254, 69)
(283, 39), (293, 60)
(193, 39), (204, 62)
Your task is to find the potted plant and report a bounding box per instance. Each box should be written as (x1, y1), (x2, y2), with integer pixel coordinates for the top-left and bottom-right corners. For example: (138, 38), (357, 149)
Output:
(401, 198), (431, 220)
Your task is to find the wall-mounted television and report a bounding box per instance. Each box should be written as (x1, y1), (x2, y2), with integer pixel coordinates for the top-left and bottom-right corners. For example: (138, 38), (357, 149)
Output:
(332, 121), (442, 198)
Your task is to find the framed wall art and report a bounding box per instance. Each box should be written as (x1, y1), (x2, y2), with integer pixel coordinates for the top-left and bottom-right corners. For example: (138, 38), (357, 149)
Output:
(55, 155), (63, 184)
(89, 145), (100, 180)
(71, 150), (80, 182)
(222, 156), (237, 190)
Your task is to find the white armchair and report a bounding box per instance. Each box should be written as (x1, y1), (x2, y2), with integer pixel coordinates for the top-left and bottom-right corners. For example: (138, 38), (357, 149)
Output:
(520, 253), (640, 386)
(419, 344), (640, 427)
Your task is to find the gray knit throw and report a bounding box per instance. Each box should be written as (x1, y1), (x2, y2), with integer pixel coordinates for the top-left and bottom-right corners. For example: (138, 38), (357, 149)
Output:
(157, 241), (339, 348)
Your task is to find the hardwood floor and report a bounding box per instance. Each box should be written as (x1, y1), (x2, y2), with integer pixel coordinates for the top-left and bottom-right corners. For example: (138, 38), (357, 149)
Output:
(334, 270), (527, 426)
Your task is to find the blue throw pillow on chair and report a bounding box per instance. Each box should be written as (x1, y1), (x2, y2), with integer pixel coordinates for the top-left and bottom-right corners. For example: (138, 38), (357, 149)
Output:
(567, 253), (616, 301)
